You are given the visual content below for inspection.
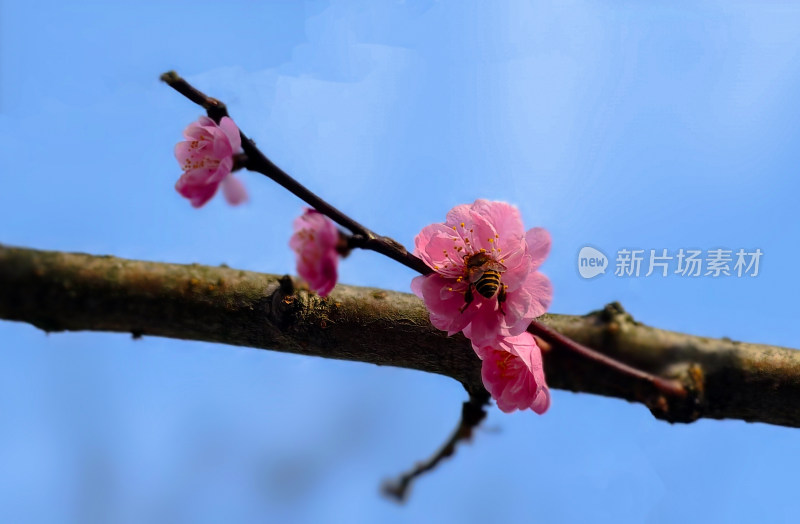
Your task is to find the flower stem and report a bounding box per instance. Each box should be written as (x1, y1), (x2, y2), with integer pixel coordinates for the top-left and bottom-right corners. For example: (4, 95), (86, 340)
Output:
(528, 320), (687, 398)
(161, 71), (431, 276)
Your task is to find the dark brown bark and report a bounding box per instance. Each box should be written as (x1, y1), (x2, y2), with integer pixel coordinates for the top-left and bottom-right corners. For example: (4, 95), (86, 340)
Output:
(2, 244), (799, 427)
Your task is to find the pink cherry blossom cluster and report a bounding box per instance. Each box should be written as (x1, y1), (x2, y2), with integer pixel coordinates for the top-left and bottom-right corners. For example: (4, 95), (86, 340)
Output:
(174, 116), (247, 208)
(411, 200), (553, 413)
(172, 118), (551, 413)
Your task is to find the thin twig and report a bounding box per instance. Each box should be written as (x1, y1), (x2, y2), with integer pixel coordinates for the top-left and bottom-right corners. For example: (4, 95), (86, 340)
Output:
(160, 71), (430, 275)
(528, 320), (687, 398)
(382, 390), (490, 503)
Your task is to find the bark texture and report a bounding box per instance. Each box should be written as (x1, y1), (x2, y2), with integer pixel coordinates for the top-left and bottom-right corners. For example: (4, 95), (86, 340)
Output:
(2, 244), (799, 427)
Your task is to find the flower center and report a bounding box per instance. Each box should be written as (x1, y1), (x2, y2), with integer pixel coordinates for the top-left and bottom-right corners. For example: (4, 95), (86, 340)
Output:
(497, 352), (517, 379)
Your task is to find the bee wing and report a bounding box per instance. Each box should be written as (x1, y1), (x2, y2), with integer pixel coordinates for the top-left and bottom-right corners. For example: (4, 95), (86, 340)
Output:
(487, 260), (507, 272)
(468, 267), (485, 283)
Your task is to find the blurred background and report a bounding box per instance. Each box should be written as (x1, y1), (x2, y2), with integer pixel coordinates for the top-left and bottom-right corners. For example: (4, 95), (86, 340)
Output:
(2, 1), (799, 522)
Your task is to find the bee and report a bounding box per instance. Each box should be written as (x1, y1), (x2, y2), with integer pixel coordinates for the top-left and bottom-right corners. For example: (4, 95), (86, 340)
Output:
(460, 252), (507, 313)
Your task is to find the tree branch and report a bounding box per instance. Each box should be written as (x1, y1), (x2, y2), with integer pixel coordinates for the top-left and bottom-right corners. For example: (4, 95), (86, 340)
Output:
(2, 244), (799, 427)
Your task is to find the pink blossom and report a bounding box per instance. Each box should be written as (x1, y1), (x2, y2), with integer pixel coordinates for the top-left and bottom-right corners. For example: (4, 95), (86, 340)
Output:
(475, 333), (550, 414)
(410, 199), (552, 347)
(290, 209), (341, 296)
(175, 116), (247, 208)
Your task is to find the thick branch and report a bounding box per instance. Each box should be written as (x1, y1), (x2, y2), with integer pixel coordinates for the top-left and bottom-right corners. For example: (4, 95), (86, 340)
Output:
(2, 244), (799, 427)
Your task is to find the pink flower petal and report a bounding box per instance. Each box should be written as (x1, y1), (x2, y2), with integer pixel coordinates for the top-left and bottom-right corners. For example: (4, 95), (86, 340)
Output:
(497, 288), (530, 335)
(175, 175), (218, 208)
(525, 227), (551, 271)
(412, 274), (474, 335)
(497, 254), (532, 292)
(521, 271), (553, 319)
(219, 116), (242, 152)
(182, 116), (215, 139)
(463, 309), (504, 347)
(176, 166), (218, 187)
(472, 199), (525, 242)
(209, 157), (234, 184)
(222, 175), (248, 205)
(466, 208), (500, 255)
(415, 223), (463, 276)
(530, 386), (550, 414)
(209, 126), (233, 159)
(445, 204), (473, 227)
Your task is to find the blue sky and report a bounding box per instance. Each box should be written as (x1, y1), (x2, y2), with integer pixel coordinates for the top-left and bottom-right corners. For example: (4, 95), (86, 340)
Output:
(2, 1), (800, 522)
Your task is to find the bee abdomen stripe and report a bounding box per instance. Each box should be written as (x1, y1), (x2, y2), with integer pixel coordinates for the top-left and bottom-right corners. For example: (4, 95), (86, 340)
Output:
(475, 271), (501, 298)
